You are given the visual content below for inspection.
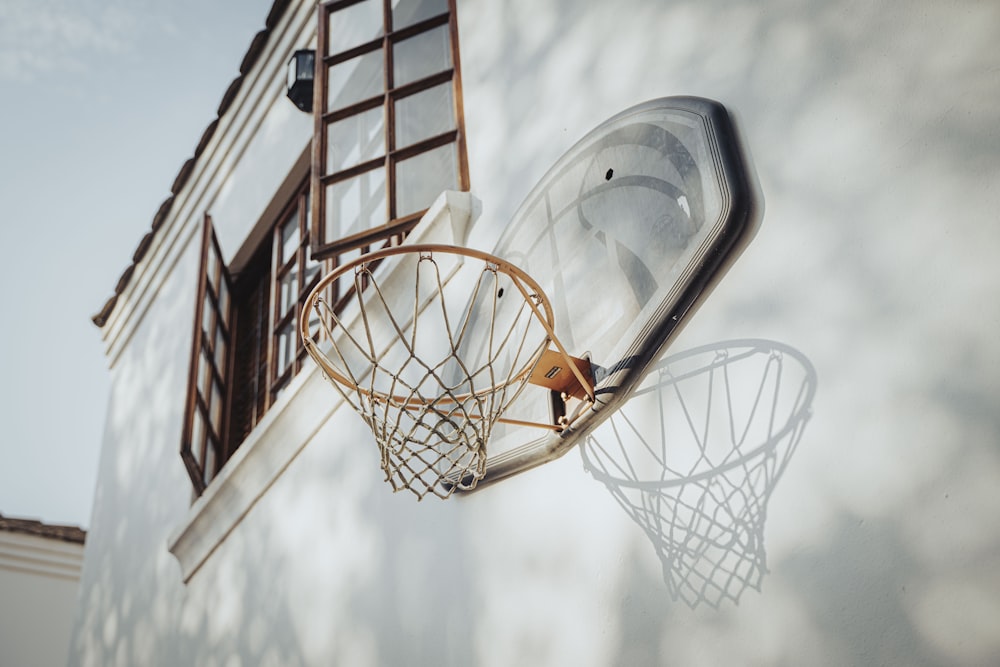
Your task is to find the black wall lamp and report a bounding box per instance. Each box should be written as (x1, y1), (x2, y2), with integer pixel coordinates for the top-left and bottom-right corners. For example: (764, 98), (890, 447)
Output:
(286, 49), (315, 112)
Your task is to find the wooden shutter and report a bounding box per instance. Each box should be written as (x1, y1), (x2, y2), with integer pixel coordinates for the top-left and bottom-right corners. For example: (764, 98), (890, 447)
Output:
(180, 215), (234, 495)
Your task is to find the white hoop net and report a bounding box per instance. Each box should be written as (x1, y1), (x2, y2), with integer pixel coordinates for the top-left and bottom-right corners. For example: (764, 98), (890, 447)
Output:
(302, 246), (553, 499)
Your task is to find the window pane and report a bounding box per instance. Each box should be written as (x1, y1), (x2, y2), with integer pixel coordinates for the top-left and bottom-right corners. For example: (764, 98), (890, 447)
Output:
(280, 212), (300, 265)
(205, 243), (218, 288)
(191, 412), (206, 462)
(393, 23), (450, 87)
(210, 380), (224, 434)
(327, 106), (385, 173)
(201, 293), (215, 339)
(214, 327), (226, 371)
(328, 50), (384, 111)
(328, 0), (383, 55)
(395, 142), (457, 217)
(395, 82), (454, 148)
(304, 261), (325, 336)
(218, 278), (230, 326)
(276, 321), (295, 376)
(304, 253), (322, 293)
(202, 441), (216, 485)
(278, 267), (299, 315)
(336, 247), (363, 303)
(325, 168), (387, 241)
(200, 349), (214, 397)
(391, 0), (447, 30)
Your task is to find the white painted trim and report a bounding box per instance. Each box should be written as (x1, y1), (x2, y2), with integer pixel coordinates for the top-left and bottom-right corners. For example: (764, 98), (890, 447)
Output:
(167, 192), (480, 582)
(0, 533), (84, 582)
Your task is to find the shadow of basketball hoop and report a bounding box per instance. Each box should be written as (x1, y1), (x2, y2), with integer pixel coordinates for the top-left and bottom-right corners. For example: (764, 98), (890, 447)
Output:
(579, 339), (817, 609)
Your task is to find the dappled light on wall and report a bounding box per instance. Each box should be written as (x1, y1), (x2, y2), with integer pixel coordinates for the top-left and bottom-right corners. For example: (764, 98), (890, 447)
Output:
(581, 339), (816, 608)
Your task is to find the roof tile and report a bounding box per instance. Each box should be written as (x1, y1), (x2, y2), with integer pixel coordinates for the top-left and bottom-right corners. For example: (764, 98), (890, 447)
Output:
(0, 513), (86, 544)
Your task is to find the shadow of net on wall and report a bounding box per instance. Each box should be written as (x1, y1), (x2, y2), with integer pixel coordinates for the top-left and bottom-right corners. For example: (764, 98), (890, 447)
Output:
(580, 339), (817, 608)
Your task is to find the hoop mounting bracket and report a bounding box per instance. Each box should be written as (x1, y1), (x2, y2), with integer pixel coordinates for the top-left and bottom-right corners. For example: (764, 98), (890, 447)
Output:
(527, 349), (594, 401)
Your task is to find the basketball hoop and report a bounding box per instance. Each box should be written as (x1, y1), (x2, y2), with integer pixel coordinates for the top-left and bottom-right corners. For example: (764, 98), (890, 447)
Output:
(300, 244), (593, 499)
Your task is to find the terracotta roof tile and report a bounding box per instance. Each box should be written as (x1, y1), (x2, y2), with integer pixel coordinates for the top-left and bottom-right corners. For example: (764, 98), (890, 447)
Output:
(92, 295), (117, 327)
(114, 265), (135, 294)
(171, 157), (197, 195)
(216, 77), (243, 118)
(241, 30), (271, 75)
(132, 232), (154, 263)
(194, 119), (220, 158)
(266, 0), (292, 29)
(150, 196), (175, 231)
(0, 513), (86, 544)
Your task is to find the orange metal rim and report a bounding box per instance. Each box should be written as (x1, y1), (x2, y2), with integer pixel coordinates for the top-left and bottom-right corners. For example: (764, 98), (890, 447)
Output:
(299, 244), (560, 405)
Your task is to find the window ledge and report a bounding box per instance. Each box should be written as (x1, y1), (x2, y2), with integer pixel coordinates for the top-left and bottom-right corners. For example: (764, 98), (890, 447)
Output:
(168, 191), (481, 582)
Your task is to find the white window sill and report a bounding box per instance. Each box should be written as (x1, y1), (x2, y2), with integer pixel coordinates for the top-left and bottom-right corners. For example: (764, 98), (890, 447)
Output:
(168, 191), (480, 581)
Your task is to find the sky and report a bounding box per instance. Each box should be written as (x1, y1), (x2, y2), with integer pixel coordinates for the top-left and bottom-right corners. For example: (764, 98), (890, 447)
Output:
(0, 0), (274, 528)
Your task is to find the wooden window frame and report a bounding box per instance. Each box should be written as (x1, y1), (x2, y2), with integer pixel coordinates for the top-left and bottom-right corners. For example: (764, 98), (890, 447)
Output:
(180, 215), (234, 496)
(181, 180), (404, 495)
(181, 0), (471, 495)
(270, 188), (317, 399)
(181, 183), (326, 495)
(310, 0), (470, 260)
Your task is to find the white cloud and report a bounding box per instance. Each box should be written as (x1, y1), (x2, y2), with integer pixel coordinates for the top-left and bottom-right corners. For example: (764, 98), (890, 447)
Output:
(0, 0), (146, 81)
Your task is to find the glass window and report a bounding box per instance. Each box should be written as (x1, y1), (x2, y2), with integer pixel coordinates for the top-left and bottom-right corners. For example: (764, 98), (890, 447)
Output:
(327, 106), (385, 172)
(305, 251), (322, 291)
(275, 321), (295, 376)
(200, 347), (215, 398)
(325, 168), (387, 241)
(391, 0), (448, 30)
(218, 279), (230, 325)
(328, 0), (384, 54)
(210, 381), (224, 434)
(191, 413), (205, 463)
(335, 246), (364, 303)
(327, 50), (384, 111)
(396, 142), (457, 216)
(202, 442), (216, 486)
(313, 0), (466, 256)
(395, 82), (454, 148)
(201, 293), (215, 339)
(279, 268), (299, 315)
(280, 213), (299, 265)
(393, 24), (451, 87)
(206, 241), (218, 287)
(214, 327), (226, 371)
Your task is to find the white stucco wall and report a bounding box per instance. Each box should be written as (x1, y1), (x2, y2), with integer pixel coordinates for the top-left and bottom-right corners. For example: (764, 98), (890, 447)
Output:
(73, 0), (1000, 665)
(1, 531), (84, 667)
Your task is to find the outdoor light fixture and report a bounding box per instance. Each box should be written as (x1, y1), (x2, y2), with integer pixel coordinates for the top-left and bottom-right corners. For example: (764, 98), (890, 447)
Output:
(286, 49), (315, 112)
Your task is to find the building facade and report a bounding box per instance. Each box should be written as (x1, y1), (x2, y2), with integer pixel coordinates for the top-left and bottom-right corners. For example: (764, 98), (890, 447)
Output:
(75, 0), (1000, 665)
(1, 515), (85, 667)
